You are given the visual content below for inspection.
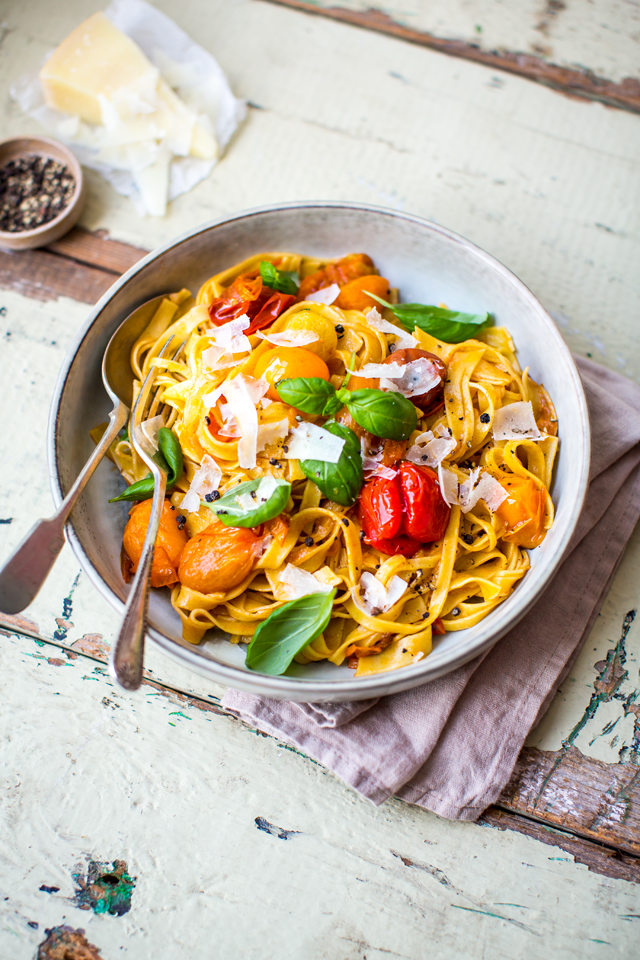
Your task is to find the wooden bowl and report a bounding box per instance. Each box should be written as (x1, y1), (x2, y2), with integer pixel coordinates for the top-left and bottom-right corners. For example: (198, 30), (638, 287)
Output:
(0, 136), (85, 251)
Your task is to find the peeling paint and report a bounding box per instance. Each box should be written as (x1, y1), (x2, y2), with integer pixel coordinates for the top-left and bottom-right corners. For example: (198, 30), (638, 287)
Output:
(254, 817), (301, 840)
(72, 859), (135, 916)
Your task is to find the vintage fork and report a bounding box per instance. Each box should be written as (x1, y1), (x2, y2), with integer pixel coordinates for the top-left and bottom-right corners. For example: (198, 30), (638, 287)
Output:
(109, 336), (183, 691)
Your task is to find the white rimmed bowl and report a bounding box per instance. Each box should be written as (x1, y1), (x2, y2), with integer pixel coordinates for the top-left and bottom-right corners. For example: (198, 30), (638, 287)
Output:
(48, 202), (590, 701)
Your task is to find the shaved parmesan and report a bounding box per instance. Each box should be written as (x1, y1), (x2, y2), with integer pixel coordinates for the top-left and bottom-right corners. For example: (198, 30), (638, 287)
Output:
(279, 563), (333, 600)
(284, 422), (345, 463)
(406, 433), (457, 468)
(305, 283), (340, 306)
(256, 329), (319, 348)
(365, 307), (418, 349)
(360, 572), (408, 616)
(137, 415), (165, 457)
(217, 402), (241, 438)
(207, 314), (251, 357)
(492, 401), (542, 441)
(221, 376), (262, 469)
(257, 418), (290, 452)
(437, 465), (507, 514)
(358, 357), (441, 398)
(181, 454), (222, 513)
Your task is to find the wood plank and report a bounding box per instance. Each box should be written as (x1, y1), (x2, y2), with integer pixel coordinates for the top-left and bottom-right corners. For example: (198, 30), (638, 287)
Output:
(498, 746), (640, 857)
(46, 228), (148, 276)
(267, 0), (640, 114)
(0, 245), (118, 304)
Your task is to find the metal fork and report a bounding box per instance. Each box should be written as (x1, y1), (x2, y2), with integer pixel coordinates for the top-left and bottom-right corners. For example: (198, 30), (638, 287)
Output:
(109, 336), (183, 691)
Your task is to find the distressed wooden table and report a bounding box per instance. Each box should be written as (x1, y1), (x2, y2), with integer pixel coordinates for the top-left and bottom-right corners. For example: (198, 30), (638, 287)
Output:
(1, 1), (639, 957)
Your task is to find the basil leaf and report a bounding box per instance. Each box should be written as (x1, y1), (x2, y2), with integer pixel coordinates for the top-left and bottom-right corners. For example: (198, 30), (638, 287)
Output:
(259, 260), (298, 296)
(246, 589), (336, 675)
(109, 427), (183, 502)
(299, 420), (363, 507)
(157, 427), (183, 487)
(368, 292), (490, 343)
(209, 477), (291, 528)
(346, 389), (417, 441)
(276, 377), (342, 417)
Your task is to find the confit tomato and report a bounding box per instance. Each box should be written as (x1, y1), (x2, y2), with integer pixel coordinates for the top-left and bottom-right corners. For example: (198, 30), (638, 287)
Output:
(383, 348), (446, 415)
(335, 275), (390, 311)
(495, 475), (545, 548)
(359, 476), (402, 540)
(178, 522), (263, 594)
(123, 499), (188, 589)
(398, 463), (450, 542)
(208, 274), (294, 334)
(298, 253), (376, 300)
(254, 347), (330, 401)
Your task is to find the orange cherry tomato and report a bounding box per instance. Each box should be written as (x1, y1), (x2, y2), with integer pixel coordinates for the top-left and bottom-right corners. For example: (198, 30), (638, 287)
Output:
(335, 275), (390, 311)
(123, 499), (188, 589)
(178, 523), (262, 594)
(298, 253), (376, 300)
(495, 475), (545, 548)
(254, 347), (330, 401)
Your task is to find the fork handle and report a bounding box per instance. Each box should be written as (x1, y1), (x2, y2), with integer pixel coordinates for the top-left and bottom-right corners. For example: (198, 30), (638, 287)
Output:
(109, 471), (167, 690)
(0, 402), (127, 615)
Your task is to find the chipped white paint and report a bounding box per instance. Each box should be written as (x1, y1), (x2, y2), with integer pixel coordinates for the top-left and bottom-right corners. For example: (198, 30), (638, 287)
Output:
(0, 1), (639, 953)
(1, 628), (640, 959)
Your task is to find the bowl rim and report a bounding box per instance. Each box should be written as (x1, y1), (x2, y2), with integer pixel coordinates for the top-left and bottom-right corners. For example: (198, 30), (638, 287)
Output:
(0, 135), (85, 243)
(48, 200), (591, 700)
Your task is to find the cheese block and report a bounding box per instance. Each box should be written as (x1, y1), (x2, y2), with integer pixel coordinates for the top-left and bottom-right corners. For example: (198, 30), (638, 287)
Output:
(40, 13), (159, 126)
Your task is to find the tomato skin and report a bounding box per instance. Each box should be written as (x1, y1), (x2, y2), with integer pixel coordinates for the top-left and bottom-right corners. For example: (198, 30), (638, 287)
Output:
(383, 349), (446, 414)
(123, 499), (188, 589)
(298, 253), (376, 300)
(335, 275), (390, 311)
(359, 476), (403, 541)
(255, 347), (330, 401)
(398, 463), (450, 542)
(208, 274), (294, 334)
(366, 534), (421, 558)
(178, 524), (262, 594)
(495, 475), (545, 548)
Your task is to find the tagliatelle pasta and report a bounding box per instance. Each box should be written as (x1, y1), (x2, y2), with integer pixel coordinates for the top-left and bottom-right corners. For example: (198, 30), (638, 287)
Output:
(101, 250), (559, 677)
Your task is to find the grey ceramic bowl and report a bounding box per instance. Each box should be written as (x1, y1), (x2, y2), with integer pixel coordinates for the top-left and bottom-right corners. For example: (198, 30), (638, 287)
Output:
(48, 202), (590, 701)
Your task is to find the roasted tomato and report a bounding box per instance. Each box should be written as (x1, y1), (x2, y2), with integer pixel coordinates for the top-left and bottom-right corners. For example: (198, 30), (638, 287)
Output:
(359, 476), (403, 540)
(208, 274), (294, 334)
(122, 499), (188, 588)
(298, 253), (376, 300)
(254, 347), (330, 401)
(495, 475), (545, 548)
(178, 522), (263, 594)
(383, 348), (447, 414)
(398, 463), (450, 542)
(335, 275), (390, 311)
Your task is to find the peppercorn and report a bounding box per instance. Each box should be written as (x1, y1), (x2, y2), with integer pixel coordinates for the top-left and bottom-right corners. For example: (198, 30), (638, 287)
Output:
(479, 412), (490, 424)
(176, 514), (187, 530)
(305, 536), (313, 547)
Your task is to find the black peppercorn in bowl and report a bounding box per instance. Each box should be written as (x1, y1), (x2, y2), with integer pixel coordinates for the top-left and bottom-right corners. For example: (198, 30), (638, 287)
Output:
(0, 136), (85, 251)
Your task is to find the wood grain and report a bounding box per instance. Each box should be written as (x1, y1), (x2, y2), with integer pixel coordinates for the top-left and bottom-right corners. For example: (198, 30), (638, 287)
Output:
(46, 228), (148, 276)
(267, 0), (640, 114)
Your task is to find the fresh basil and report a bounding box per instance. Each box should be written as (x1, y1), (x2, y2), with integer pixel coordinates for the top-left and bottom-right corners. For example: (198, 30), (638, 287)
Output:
(346, 389), (417, 441)
(109, 427), (183, 502)
(368, 293), (490, 344)
(208, 477), (291, 528)
(299, 420), (363, 506)
(276, 377), (342, 416)
(246, 589), (336, 675)
(260, 260), (298, 296)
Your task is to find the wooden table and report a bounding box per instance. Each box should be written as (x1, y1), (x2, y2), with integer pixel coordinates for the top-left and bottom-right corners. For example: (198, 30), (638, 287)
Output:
(1, 2), (639, 957)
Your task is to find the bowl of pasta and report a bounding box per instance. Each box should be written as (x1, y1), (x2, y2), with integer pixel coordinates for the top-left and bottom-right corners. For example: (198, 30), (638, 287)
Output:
(49, 202), (590, 701)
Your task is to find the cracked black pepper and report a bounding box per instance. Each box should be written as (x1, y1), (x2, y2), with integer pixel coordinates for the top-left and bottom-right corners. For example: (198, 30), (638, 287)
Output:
(0, 155), (75, 233)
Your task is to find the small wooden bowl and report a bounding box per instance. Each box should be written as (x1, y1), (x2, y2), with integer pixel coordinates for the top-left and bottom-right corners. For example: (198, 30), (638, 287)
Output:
(0, 136), (85, 251)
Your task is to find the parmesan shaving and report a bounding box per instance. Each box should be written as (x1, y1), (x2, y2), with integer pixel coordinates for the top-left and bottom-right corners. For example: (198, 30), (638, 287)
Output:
(137, 414), (165, 456)
(208, 314), (251, 356)
(284, 422), (345, 463)
(406, 433), (457, 468)
(364, 307), (418, 349)
(257, 419), (291, 452)
(181, 454), (222, 513)
(358, 357), (441, 398)
(256, 330), (319, 348)
(279, 564), (333, 600)
(437, 465), (507, 514)
(221, 375), (263, 469)
(360, 572), (408, 615)
(492, 401), (542, 441)
(305, 283), (340, 306)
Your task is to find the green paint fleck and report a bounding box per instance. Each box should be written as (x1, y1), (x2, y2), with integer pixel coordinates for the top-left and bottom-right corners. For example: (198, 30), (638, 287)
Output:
(168, 711), (191, 720)
(72, 859), (135, 916)
(590, 939), (610, 944)
(168, 722), (176, 727)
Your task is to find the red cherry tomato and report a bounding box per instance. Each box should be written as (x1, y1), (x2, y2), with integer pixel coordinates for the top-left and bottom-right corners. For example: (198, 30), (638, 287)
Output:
(365, 533), (422, 557)
(208, 274), (294, 334)
(359, 476), (403, 540)
(383, 348), (446, 415)
(398, 462), (450, 542)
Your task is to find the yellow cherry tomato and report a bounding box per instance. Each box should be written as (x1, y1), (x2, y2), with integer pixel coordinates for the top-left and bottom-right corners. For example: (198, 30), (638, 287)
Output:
(495, 475), (545, 548)
(283, 309), (338, 363)
(254, 347), (330, 401)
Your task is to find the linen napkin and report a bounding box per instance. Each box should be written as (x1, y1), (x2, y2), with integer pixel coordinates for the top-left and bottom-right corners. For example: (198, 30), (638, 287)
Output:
(222, 358), (640, 820)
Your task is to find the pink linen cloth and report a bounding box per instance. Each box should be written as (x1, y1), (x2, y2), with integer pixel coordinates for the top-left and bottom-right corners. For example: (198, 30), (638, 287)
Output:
(222, 358), (640, 820)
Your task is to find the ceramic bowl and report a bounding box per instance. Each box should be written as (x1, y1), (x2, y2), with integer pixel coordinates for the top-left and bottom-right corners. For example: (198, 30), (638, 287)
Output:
(48, 202), (590, 701)
(0, 136), (85, 251)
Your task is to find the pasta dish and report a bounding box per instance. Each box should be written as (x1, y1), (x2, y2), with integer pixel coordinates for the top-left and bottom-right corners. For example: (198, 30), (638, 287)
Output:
(98, 251), (559, 677)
